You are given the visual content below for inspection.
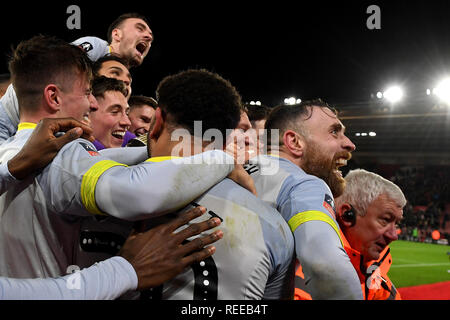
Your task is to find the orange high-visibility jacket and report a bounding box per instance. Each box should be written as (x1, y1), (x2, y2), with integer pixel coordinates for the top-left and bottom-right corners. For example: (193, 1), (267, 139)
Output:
(294, 230), (401, 300)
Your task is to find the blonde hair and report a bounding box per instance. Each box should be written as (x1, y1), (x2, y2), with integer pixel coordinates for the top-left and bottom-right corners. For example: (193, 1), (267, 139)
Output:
(335, 169), (406, 216)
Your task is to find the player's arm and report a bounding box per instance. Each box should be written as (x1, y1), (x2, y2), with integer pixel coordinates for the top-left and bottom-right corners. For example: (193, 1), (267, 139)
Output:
(41, 141), (242, 220)
(88, 152), (237, 220)
(0, 206), (223, 299)
(281, 178), (363, 300)
(98, 146), (149, 165)
(0, 118), (94, 195)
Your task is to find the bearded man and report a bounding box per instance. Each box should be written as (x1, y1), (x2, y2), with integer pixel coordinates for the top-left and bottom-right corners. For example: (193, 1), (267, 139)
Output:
(244, 99), (363, 299)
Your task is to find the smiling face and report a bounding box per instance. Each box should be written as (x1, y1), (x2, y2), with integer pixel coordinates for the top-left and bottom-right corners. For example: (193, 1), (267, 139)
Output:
(344, 194), (403, 262)
(300, 107), (356, 197)
(58, 72), (98, 126)
(90, 90), (131, 148)
(128, 104), (155, 136)
(113, 18), (153, 67)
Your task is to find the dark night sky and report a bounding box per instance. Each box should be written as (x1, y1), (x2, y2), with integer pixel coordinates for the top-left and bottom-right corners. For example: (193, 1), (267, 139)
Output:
(1, 0), (450, 107)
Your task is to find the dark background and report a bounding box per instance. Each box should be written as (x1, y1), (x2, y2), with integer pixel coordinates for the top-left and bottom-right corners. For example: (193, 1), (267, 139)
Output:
(1, 0), (449, 167)
(1, 0), (450, 107)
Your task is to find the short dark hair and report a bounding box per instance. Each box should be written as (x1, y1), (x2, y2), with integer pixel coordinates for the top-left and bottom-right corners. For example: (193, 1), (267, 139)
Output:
(107, 13), (151, 44)
(92, 54), (129, 76)
(92, 76), (127, 99)
(245, 103), (271, 122)
(265, 98), (336, 147)
(128, 95), (158, 111)
(156, 69), (242, 141)
(9, 35), (92, 113)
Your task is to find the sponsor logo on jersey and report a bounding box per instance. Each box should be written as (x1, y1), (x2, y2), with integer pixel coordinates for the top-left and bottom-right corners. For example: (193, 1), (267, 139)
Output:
(79, 141), (99, 156)
(78, 42), (93, 52)
(323, 194), (336, 216)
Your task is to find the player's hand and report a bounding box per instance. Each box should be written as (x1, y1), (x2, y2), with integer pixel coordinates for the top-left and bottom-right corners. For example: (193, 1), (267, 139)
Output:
(8, 117), (94, 180)
(118, 206), (223, 290)
(227, 164), (257, 196)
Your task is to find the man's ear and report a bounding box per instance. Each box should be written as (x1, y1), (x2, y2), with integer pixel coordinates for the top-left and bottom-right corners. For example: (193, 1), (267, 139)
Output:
(337, 203), (355, 228)
(111, 28), (122, 43)
(149, 107), (164, 140)
(43, 84), (60, 113)
(282, 130), (304, 157)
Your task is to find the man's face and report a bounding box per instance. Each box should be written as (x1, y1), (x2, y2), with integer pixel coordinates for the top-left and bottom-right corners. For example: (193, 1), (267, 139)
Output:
(300, 107), (356, 197)
(225, 111), (258, 163)
(344, 194), (403, 262)
(97, 60), (132, 99)
(128, 105), (155, 136)
(90, 91), (131, 148)
(115, 18), (153, 67)
(58, 73), (98, 126)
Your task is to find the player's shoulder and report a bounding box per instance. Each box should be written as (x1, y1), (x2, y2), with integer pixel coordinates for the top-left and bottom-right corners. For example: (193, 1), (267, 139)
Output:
(71, 36), (110, 61)
(54, 138), (102, 162)
(214, 178), (293, 241)
(72, 36), (108, 47)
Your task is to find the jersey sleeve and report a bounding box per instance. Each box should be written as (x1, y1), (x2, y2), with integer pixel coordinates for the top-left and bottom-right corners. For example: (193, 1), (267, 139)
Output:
(92, 152), (235, 220)
(0, 161), (16, 195)
(0, 256), (137, 300)
(38, 139), (235, 220)
(98, 146), (148, 165)
(279, 176), (363, 299)
(0, 84), (19, 144)
(71, 36), (110, 62)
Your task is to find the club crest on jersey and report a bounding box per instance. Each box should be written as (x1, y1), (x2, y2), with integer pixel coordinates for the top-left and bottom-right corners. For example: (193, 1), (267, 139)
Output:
(78, 42), (93, 52)
(79, 141), (99, 156)
(323, 194), (336, 217)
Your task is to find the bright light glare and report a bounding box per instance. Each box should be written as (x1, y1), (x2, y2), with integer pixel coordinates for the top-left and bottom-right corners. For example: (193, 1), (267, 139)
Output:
(369, 132), (376, 137)
(376, 92), (383, 99)
(383, 86), (404, 103)
(434, 78), (450, 104)
(284, 97), (299, 105)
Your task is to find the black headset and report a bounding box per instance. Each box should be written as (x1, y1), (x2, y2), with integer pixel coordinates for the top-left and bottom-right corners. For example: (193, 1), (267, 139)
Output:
(342, 204), (357, 227)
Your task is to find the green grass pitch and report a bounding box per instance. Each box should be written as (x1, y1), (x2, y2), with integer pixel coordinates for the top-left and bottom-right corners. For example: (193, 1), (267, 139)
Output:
(388, 240), (450, 288)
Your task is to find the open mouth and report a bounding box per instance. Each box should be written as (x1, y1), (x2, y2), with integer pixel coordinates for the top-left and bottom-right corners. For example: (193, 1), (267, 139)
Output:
(136, 42), (148, 56)
(82, 113), (91, 126)
(333, 158), (348, 177)
(111, 130), (126, 140)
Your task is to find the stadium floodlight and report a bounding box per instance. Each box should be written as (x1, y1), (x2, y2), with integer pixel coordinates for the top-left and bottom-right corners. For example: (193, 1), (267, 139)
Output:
(383, 86), (404, 104)
(284, 97), (300, 105)
(376, 92), (383, 99)
(369, 131), (376, 137)
(433, 78), (450, 104)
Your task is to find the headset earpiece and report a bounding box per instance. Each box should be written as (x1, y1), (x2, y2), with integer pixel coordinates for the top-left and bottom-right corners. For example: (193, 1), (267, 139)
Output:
(342, 205), (356, 227)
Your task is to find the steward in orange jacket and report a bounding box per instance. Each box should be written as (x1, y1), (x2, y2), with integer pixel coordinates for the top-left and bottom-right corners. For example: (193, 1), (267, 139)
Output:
(294, 230), (401, 300)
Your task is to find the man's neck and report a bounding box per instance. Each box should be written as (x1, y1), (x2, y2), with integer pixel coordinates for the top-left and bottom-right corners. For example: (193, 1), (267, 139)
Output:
(271, 148), (302, 168)
(20, 113), (55, 125)
(109, 42), (119, 55)
(152, 134), (207, 158)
